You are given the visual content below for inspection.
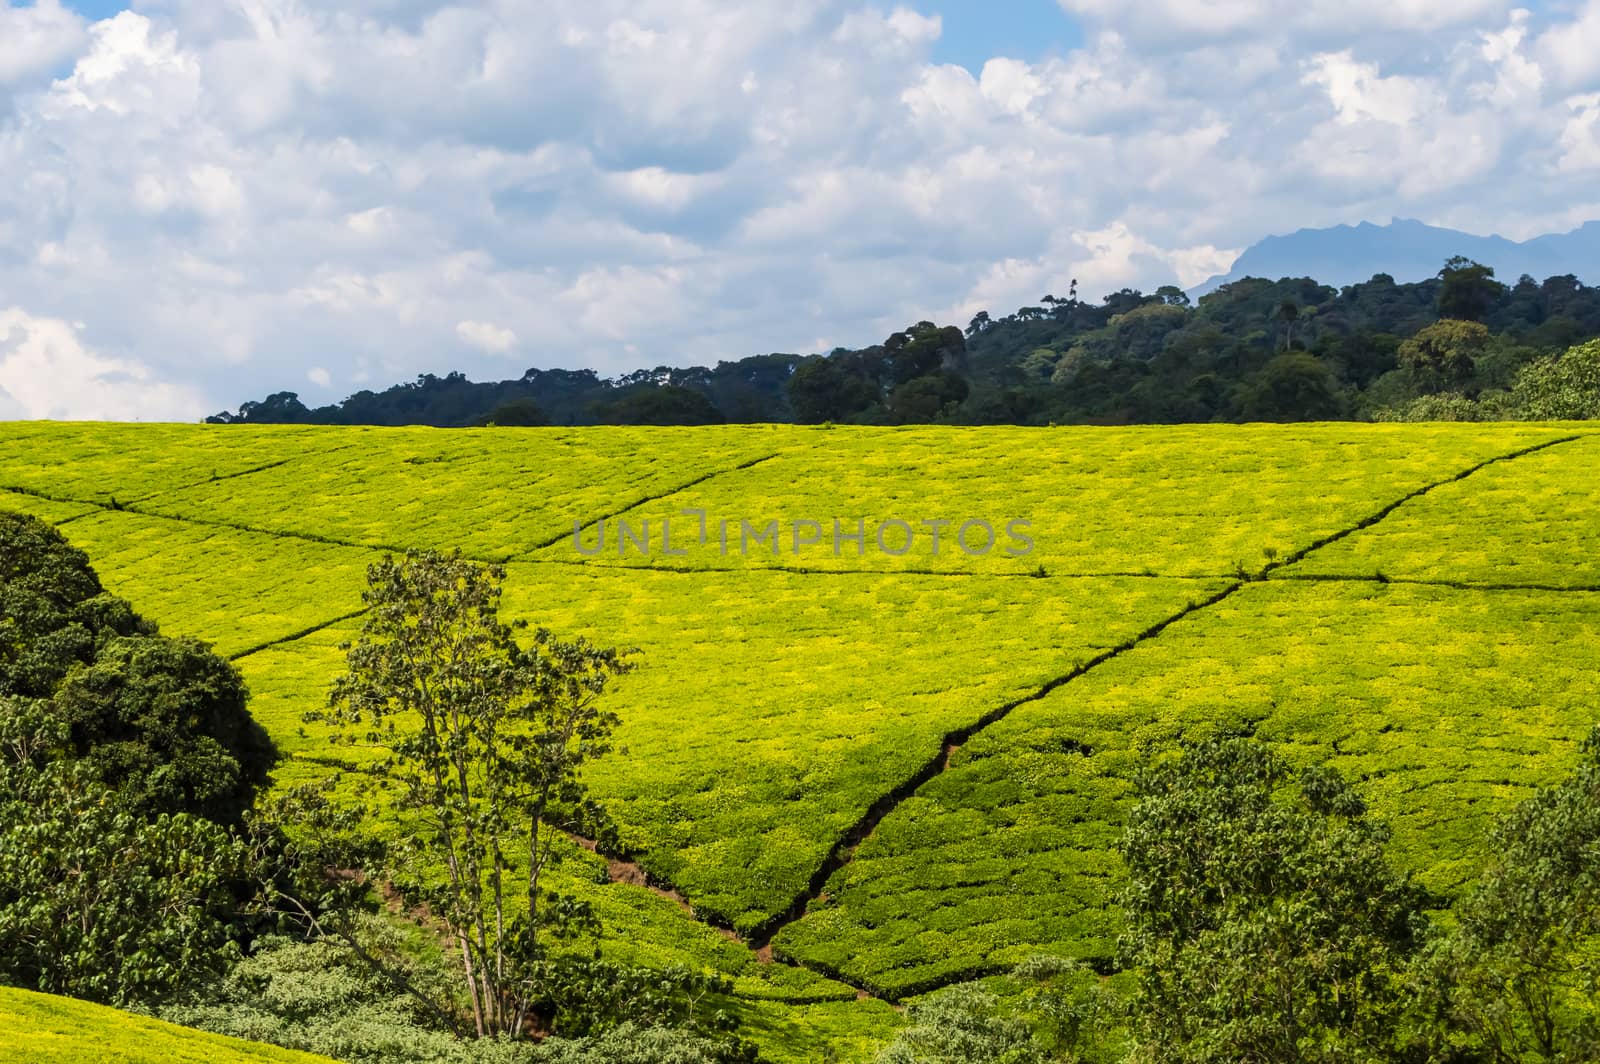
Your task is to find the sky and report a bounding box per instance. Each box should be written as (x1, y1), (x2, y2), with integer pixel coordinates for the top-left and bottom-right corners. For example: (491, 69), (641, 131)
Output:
(1, 1), (1599, 420)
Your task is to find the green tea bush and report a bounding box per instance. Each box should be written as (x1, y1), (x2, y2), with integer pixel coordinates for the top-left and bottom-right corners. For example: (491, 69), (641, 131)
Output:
(1510, 338), (1600, 420)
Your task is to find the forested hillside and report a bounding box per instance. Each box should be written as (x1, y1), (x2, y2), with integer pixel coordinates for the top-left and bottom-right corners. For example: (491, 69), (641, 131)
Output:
(211, 259), (1600, 428)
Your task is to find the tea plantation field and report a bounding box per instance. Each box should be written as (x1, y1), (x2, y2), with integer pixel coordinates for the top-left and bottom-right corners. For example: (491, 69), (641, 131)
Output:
(4, 421), (1599, 1060)
(0, 986), (340, 1063)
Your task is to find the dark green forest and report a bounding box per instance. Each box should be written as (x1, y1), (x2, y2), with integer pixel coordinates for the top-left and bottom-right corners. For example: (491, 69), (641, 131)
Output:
(211, 259), (1600, 428)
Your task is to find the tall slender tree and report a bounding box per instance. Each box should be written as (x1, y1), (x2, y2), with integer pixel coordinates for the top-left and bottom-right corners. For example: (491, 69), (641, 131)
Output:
(310, 550), (632, 1037)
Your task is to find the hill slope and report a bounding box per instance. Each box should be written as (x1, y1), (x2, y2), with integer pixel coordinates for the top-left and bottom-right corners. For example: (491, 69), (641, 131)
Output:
(0, 986), (339, 1064)
(4, 422), (1600, 1049)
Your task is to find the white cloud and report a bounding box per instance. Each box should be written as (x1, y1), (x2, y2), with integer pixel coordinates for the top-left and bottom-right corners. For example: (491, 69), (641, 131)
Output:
(1302, 52), (1435, 126)
(0, 0), (85, 89)
(1475, 10), (1542, 106)
(1558, 93), (1600, 173)
(345, 206), (393, 236)
(1170, 244), (1243, 289)
(456, 319), (518, 354)
(978, 58), (1046, 116)
(42, 11), (199, 118)
(834, 6), (941, 54)
(0, 307), (206, 420)
(132, 163), (246, 217)
(0, 0), (1597, 418)
(1536, 0), (1600, 90)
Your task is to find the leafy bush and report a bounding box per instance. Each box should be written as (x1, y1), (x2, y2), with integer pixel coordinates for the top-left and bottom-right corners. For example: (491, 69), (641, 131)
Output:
(161, 920), (519, 1064)
(1417, 724), (1600, 1060)
(50, 634), (272, 822)
(532, 1022), (758, 1064)
(0, 756), (246, 1005)
(1398, 319), (1490, 387)
(875, 984), (1044, 1064)
(1004, 956), (1125, 1062)
(1118, 736), (1430, 1063)
(1371, 391), (1499, 422)
(1509, 338), (1600, 420)
(163, 920), (756, 1064)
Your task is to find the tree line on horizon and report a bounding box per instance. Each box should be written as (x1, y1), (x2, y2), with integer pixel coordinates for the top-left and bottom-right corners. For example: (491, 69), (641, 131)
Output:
(209, 258), (1600, 429)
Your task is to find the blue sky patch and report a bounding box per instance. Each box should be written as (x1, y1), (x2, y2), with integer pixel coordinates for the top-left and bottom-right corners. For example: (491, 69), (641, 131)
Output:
(923, 0), (1084, 73)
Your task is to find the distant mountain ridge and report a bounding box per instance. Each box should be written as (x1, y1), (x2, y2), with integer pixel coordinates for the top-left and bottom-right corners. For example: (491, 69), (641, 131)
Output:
(1192, 218), (1600, 296)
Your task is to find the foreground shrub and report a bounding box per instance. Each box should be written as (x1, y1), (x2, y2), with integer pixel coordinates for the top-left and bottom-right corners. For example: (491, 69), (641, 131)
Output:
(1416, 725), (1600, 1061)
(163, 920), (756, 1064)
(876, 984), (1044, 1064)
(873, 956), (1124, 1064)
(1118, 736), (1430, 1063)
(0, 755), (245, 1006)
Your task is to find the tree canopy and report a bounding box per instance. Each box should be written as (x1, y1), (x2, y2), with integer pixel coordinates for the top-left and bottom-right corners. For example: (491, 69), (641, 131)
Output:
(0, 512), (273, 822)
(1119, 735), (1429, 1062)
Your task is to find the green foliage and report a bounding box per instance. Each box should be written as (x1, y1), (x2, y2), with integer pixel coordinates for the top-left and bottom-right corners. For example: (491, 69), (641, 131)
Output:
(159, 920), (500, 1064)
(1418, 725), (1600, 1061)
(526, 958), (750, 1049)
(886, 373), (970, 424)
(164, 918), (758, 1064)
(11, 422), (1600, 1062)
(594, 386), (724, 426)
(1232, 352), (1344, 421)
(50, 634), (273, 822)
(875, 983), (1044, 1063)
(0, 511), (274, 823)
(0, 511), (284, 1012)
(0, 510), (148, 699)
(0, 757), (247, 1006)
(206, 260), (1600, 428)
(1118, 736), (1428, 1063)
(479, 399), (551, 427)
(1373, 336), (1600, 430)
(1398, 319), (1490, 388)
(1510, 338), (1600, 420)
(786, 358), (879, 424)
(1371, 392), (1496, 423)
(530, 1022), (758, 1064)
(1002, 956), (1126, 1062)
(1058, 303), (1192, 370)
(872, 957), (1125, 1063)
(776, 579), (1600, 996)
(886, 323), (968, 385)
(1437, 257), (1506, 323)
